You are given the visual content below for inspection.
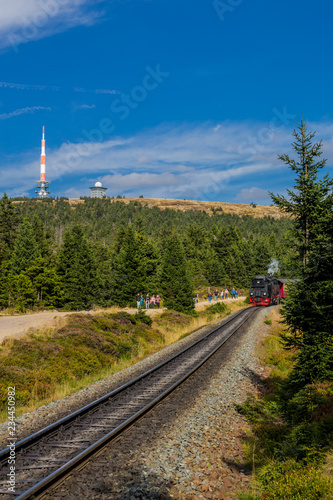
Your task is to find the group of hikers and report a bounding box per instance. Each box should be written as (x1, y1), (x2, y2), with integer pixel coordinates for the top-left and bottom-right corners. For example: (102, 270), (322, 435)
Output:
(195, 287), (238, 303)
(136, 287), (239, 310)
(136, 293), (161, 309)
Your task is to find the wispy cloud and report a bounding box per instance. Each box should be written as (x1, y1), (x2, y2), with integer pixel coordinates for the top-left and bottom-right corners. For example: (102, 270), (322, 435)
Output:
(0, 81), (119, 95)
(0, 106), (51, 120)
(74, 104), (96, 110)
(94, 89), (119, 95)
(0, 0), (105, 51)
(0, 81), (51, 91)
(1, 120), (332, 200)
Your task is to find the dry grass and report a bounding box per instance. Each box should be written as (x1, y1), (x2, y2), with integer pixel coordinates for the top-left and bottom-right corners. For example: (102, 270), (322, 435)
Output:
(323, 452), (333, 478)
(61, 197), (285, 219)
(157, 315), (216, 345)
(13, 197), (284, 219)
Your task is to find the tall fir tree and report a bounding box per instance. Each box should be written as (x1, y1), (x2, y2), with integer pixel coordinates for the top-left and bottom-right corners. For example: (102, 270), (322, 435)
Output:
(159, 233), (195, 314)
(0, 194), (21, 261)
(11, 218), (40, 274)
(57, 225), (100, 310)
(270, 115), (331, 267)
(271, 117), (333, 388)
(112, 225), (147, 306)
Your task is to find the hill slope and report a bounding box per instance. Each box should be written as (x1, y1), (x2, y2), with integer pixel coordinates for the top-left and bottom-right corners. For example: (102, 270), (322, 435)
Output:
(67, 198), (283, 219)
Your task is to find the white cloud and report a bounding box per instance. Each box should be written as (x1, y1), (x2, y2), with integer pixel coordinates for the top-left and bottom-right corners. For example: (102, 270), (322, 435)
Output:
(236, 187), (270, 202)
(0, 0), (104, 51)
(2, 119), (333, 200)
(0, 105), (51, 120)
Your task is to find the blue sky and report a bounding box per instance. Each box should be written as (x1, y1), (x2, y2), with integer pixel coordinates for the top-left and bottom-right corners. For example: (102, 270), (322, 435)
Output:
(1, 0), (333, 203)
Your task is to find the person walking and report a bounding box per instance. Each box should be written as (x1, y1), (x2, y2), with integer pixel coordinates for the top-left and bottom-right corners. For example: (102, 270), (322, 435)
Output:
(225, 288), (229, 299)
(208, 292), (212, 303)
(150, 294), (156, 309)
(235, 289), (238, 298)
(231, 287), (236, 299)
(156, 295), (161, 308)
(145, 294), (150, 309)
(140, 294), (144, 308)
(136, 293), (141, 309)
(220, 290), (224, 300)
(214, 289), (219, 301)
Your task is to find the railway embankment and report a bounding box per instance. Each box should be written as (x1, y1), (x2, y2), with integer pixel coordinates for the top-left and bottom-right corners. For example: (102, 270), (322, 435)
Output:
(34, 303), (267, 499)
(0, 299), (246, 433)
(39, 306), (332, 500)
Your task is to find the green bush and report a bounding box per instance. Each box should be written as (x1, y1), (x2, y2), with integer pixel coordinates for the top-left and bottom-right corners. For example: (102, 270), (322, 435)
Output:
(260, 460), (333, 499)
(264, 318), (272, 325)
(206, 302), (227, 314)
(134, 309), (153, 326)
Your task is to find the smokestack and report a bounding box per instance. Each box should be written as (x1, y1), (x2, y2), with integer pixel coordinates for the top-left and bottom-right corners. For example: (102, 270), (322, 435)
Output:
(40, 125), (46, 181)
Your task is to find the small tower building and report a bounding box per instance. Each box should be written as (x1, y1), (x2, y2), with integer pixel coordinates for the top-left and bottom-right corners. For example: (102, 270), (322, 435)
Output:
(90, 181), (108, 198)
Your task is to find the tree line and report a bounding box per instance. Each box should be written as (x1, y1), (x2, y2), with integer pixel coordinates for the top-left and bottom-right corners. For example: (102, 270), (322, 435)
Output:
(0, 195), (292, 313)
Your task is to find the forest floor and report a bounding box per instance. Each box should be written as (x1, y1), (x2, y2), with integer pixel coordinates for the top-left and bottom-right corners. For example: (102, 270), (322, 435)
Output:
(0, 297), (245, 343)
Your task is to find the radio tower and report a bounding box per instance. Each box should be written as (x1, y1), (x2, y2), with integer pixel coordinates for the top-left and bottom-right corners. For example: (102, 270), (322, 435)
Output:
(35, 126), (51, 198)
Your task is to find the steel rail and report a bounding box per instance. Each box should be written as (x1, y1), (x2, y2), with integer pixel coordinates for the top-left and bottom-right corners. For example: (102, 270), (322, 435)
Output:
(0, 306), (256, 499)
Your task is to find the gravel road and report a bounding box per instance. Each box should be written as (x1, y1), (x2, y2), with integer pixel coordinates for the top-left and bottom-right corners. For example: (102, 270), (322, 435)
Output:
(0, 298), (245, 344)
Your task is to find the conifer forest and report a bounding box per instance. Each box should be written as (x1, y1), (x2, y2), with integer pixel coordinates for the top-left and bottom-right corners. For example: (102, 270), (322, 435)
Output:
(0, 194), (293, 314)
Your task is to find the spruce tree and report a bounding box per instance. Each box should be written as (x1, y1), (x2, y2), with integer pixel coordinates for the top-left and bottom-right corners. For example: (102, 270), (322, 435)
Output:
(271, 117), (333, 387)
(0, 194), (21, 260)
(24, 258), (63, 307)
(112, 225), (146, 306)
(11, 218), (40, 274)
(57, 225), (100, 310)
(159, 233), (195, 314)
(270, 115), (331, 266)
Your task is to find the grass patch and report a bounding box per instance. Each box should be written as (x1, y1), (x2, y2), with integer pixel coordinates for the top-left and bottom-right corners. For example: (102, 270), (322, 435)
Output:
(236, 309), (333, 499)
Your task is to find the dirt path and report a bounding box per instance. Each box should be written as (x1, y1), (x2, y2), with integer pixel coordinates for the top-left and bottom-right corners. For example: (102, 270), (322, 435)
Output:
(0, 297), (245, 344)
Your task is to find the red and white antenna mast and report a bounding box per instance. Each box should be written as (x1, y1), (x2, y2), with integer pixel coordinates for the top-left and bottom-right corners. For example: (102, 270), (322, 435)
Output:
(35, 126), (50, 198)
(40, 125), (46, 181)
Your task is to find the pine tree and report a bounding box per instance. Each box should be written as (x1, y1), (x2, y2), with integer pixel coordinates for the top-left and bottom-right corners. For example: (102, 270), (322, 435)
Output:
(11, 218), (40, 274)
(271, 117), (333, 388)
(112, 225), (147, 306)
(159, 233), (195, 314)
(31, 215), (52, 260)
(57, 225), (100, 310)
(0, 194), (21, 260)
(24, 258), (63, 307)
(270, 114), (332, 267)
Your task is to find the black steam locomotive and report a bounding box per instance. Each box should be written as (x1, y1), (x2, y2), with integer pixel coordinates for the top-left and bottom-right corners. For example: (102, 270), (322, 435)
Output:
(249, 275), (281, 306)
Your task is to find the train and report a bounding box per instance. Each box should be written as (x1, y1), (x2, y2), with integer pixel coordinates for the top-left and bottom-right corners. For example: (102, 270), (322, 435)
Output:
(249, 275), (284, 306)
(249, 276), (300, 306)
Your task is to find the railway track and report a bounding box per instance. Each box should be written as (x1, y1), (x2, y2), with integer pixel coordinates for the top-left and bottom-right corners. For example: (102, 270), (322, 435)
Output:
(0, 306), (256, 499)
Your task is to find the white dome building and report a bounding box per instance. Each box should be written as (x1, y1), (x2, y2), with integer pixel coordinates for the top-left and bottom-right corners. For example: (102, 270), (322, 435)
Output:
(89, 181), (108, 198)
